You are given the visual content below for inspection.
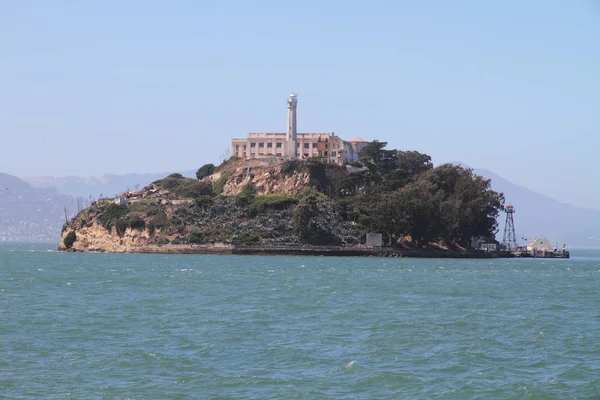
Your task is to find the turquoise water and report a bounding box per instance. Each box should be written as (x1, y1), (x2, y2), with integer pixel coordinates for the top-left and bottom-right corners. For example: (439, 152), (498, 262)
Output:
(1, 244), (599, 399)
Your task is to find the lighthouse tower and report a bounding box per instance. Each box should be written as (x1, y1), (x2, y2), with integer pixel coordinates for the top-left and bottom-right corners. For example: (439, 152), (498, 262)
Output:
(285, 93), (298, 158)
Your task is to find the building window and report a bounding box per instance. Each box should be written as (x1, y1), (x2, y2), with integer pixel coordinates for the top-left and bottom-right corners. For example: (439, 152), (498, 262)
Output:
(259, 142), (264, 148)
(331, 151), (336, 156)
(235, 145), (239, 152)
(325, 144), (329, 149)
(267, 142), (272, 148)
(250, 142), (256, 148)
(303, 153), (309, 158)
(297, 142), (300, 148)
(304, 143), (309, 149)
(312, 143), (318, 148)
(324, 151), (328, 157)
(276, 142), (282, 148)
(243, 145), (247, 151)
(250, 153), (256, 158)
(276, 152), (282, 156)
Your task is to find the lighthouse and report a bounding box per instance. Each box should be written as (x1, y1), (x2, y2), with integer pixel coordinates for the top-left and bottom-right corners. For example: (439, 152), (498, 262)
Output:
(285, 93), (298, 158)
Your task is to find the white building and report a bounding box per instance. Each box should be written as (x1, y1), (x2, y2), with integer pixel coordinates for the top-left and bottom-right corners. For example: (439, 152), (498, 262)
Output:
(231, 93), (368, 164)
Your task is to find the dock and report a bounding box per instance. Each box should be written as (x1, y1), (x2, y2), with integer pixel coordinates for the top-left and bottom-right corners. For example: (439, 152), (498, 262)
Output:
(513, 249), (570, 259)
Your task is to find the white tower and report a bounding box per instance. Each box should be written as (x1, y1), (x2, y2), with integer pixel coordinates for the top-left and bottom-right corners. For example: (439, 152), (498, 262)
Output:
(285, 93), (298, 158)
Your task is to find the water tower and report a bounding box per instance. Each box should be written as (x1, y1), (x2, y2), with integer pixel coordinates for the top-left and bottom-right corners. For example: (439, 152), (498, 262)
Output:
(502, 203), (517, 250)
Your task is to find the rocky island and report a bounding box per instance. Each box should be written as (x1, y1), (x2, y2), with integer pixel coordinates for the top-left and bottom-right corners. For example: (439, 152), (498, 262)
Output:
(59, 141), (506, 257)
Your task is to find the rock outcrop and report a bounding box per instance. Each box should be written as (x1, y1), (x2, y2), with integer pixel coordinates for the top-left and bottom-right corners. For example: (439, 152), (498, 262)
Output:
(59, 223), (151, 253)
(221, 166), (312, 196)
(59, 160), (358, 253)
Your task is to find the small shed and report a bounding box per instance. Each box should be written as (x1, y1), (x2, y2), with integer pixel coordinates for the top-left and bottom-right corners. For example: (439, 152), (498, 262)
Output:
(480, 243), (497, 252)
(114, 195), (129, 206)
(366, 233), (383, 247)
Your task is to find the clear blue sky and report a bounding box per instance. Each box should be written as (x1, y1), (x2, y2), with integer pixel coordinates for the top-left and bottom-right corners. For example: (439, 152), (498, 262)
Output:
(1, 1), (599, 208)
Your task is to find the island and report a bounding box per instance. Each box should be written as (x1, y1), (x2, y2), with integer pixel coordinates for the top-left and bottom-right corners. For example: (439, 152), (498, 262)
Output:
(59, 141), (509, 257)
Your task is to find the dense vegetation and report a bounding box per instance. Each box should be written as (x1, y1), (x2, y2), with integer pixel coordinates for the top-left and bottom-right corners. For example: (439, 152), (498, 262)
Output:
(277, 140), (503, 247)
(333, 141), (504, 247)
(154, 173), (212, 198)
(68, 141), (504, 250)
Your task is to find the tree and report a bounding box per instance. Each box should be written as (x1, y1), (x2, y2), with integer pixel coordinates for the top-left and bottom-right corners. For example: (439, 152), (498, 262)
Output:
(416, 164), (504, 246)
(336, 172), (372, 197)
(359, 141), (398, 174)
(395, 150), (433, 181)
(396, 180), (443, 246)
(367, 163), (504, 248)
(196, 163), (215, 180)
(370, 180), (442, 247)
(369, 192), (403, 244)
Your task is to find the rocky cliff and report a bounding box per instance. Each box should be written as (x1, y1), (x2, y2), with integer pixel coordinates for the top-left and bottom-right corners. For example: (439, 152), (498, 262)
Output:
(59, 160), (358, 252)
(212, 160), (347, 196)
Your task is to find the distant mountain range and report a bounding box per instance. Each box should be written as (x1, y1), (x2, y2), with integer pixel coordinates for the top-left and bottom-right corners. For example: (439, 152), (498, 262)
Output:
(3, 167), (600, 247)
(0, 173), (77, 242)
(23, 171), (196, 200)
(473, 168), (600, 248)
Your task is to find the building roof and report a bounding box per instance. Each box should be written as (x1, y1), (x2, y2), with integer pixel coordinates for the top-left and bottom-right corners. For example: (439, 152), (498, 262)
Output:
(349, 137), (368, 143)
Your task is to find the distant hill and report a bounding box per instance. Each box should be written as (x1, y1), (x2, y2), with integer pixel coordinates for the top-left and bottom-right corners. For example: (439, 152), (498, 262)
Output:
(24, 171), (196, 200)
(0, 173), (77, 242)
(473, 168), (600, 248)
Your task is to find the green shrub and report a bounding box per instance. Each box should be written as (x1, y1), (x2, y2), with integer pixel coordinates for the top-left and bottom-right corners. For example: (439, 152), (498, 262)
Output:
(237, 182), (257, 205)
(115, 219), (129, 237)
(154, 173), (185, 189)
(64, 231), (77, 249)
(146, 205), (161, 216)
(195, 195), (214, 209)
(129, 215), (146, 230)
(187, 227), (204, 244)
(176, 181), (213, 198)
(148, 214), (169, 236)
(131, 202), (160, 215)
(154, 174), (212, 198)
(196, 163), (215, 180)
(98, 203), (129, 230)
(233, 230), (261, 245)
(282, 159), (304, 174)
(305, 159), (327, 184)
(197, 226), (232, 243)
(247, 194), (297, 216)
(213, 170), (234, 196)
(292, 190), (329, 241)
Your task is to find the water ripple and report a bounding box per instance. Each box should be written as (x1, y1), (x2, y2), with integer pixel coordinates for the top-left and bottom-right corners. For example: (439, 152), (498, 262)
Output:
(1, 245), (599, 398)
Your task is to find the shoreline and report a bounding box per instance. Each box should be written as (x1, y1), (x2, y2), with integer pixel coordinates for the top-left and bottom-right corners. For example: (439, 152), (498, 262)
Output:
(62, 244), (518, 258)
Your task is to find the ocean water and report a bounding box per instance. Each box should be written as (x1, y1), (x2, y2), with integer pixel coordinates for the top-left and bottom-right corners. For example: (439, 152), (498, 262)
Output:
(1, 243), (599, 399)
